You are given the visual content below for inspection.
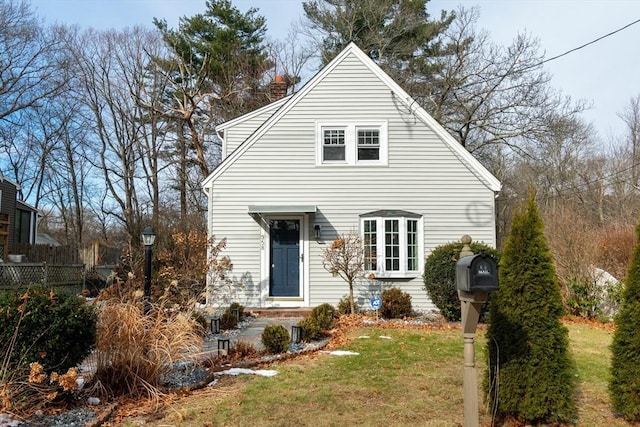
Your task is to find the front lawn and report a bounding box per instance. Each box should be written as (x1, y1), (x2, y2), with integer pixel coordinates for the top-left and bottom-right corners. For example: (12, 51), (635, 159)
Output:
(118, 321), (628, 426)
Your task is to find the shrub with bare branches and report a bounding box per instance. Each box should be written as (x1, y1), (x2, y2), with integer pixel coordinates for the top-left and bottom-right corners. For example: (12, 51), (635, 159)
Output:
(322, 232), (365, 314)
(544, 208), (629, 318)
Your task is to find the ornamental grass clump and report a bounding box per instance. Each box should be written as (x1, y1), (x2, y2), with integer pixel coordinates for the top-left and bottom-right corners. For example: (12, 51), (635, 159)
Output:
(92, 300), (203, 400)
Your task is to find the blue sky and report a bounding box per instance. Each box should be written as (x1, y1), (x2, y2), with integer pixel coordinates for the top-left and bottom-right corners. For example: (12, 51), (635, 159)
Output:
(30, 0), (640, 142)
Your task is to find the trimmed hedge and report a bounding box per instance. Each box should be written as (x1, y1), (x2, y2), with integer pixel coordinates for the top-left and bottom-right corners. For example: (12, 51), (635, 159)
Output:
(423, 241), (499, 321)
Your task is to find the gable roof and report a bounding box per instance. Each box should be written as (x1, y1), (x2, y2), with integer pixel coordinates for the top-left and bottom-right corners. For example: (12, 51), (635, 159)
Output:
(215, 95), (290, 134)
(202, 42), (501, 192)
(0, 174), (21, 191)
(16, 199), (38, 213)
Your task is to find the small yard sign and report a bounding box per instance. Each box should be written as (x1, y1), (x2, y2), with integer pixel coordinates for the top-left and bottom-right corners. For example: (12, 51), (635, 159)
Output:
(370, 296), (382, 310)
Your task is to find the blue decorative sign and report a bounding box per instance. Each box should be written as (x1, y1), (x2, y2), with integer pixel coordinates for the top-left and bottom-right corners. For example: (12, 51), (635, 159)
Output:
(370, 296), (382, 310)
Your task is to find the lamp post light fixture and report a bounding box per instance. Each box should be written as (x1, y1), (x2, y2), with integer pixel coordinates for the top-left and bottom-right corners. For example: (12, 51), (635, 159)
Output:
(141, 225), (156, 314)
(218, 338), (230, 355)
(291, 325), (303, 344)
(211, 316), (221, 334)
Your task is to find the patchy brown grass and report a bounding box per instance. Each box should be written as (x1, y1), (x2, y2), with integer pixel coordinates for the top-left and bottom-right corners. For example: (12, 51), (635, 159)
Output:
(114, 320), (628, 426)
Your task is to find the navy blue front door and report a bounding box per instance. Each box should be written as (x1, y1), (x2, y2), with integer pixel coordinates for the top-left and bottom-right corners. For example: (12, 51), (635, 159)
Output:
(270, 219), (300, 297)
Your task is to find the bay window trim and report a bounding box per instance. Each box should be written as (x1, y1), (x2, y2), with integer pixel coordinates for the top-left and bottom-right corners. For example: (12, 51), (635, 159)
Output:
(360, 211), (423, 278)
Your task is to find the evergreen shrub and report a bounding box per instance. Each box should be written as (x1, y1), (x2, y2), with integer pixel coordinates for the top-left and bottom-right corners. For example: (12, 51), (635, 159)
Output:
(610, 220), (640, 420)
(229, 301), (245, 318)
(299, 316), (323, 341)
(0, 287), (97, 373)
(337, 295), (358, 315)
(485, 194), (576, 424)
(310, 303), (335, 330)
(261, 324), (290, 354)
(219, 309), (238, 330)
(299, 303), (336, 341)
(423, 241), (499, 321)
(380, 287), (412, 319)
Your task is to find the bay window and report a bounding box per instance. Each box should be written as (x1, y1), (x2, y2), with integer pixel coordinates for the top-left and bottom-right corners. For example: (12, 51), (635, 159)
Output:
(361, 210), (422, 277)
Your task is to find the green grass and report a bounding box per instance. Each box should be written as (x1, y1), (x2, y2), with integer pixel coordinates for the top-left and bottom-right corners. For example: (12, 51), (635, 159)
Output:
(121, 323), (629, 427)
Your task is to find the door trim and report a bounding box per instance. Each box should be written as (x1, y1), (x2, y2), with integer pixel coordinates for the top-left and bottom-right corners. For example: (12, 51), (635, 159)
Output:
(260, 214), (309, 307)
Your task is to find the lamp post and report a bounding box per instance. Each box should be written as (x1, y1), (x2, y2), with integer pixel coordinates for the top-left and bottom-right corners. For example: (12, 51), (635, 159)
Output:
(141, 225), (156, 314)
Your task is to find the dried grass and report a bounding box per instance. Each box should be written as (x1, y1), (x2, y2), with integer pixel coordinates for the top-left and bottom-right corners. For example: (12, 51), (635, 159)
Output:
(91, 300), (203, 402)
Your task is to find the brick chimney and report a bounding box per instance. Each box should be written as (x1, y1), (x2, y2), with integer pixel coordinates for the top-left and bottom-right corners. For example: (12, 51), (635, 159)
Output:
(269, 75), (288, 101)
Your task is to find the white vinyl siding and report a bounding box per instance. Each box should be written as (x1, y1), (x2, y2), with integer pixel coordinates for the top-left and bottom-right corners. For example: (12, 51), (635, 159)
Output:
(220, 101), (285, 158)
(206, 48), (498, 313)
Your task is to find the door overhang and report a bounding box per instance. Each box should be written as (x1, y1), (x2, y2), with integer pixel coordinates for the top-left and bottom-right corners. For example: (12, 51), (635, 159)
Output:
(248, 205), (316, 220)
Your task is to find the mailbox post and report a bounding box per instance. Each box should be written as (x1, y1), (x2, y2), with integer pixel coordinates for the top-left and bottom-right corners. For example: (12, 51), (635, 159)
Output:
(456, 235), (499, 427)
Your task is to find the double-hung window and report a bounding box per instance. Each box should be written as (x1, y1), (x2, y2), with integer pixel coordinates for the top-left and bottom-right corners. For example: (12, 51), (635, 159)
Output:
(357, 128), (380, 161)
(317, 122), (387, 165)
(361, 210), (422, 278)
(322, 128), (346, 161)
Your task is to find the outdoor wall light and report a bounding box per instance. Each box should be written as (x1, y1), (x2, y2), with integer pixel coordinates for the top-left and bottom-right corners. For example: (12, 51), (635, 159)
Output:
(211, 316), (220, 334)
(291, 325), (303, 344)
(231, 308), (240, 321)
(313, 224), (321, 240)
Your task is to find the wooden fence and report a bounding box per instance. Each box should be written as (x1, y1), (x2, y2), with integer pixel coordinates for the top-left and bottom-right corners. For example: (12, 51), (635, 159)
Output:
(0, 263), (84, 289)
(0, 213), (8, 262)
(12, 243), (79, 264)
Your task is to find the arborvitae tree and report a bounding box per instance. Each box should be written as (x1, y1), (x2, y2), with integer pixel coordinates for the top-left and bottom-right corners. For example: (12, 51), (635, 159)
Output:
(485, 194), (577, 424)
(609, 220), (640, 420)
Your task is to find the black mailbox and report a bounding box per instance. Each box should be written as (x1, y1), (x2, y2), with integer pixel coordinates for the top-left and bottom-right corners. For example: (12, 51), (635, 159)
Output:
(456, 252), (499, 292)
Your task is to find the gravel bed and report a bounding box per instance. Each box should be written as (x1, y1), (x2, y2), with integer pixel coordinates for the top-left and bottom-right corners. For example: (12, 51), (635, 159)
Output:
(2, 317), (325, 426)
(18, 407), (98, 427)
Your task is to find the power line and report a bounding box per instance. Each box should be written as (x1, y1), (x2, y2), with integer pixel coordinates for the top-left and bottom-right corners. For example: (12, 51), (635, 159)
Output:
(536, 17), (640, 68)
(454, 17), (640, 91)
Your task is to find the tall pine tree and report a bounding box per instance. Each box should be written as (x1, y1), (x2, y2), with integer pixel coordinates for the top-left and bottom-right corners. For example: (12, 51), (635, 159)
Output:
(610, 220), (640, 420)
(485, 194), (577, 424)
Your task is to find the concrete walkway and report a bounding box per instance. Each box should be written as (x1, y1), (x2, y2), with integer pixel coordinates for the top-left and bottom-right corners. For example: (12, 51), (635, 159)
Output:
(203, 316), (304, 354)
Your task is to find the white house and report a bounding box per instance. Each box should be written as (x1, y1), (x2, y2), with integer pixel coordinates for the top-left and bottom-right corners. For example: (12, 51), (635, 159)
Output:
(202, 42), (501, 313)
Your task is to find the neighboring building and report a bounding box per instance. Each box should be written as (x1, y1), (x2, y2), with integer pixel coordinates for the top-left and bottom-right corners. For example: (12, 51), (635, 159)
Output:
(202, 43), (501, 312)
(0, 176), (38, 261)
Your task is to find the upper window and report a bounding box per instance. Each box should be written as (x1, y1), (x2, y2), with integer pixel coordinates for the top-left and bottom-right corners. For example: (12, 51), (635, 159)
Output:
(323, 128), (346, 161)
(317, 122), (387, 166)
(360, 210), (422, 278)
(357, 129), (380, 161)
